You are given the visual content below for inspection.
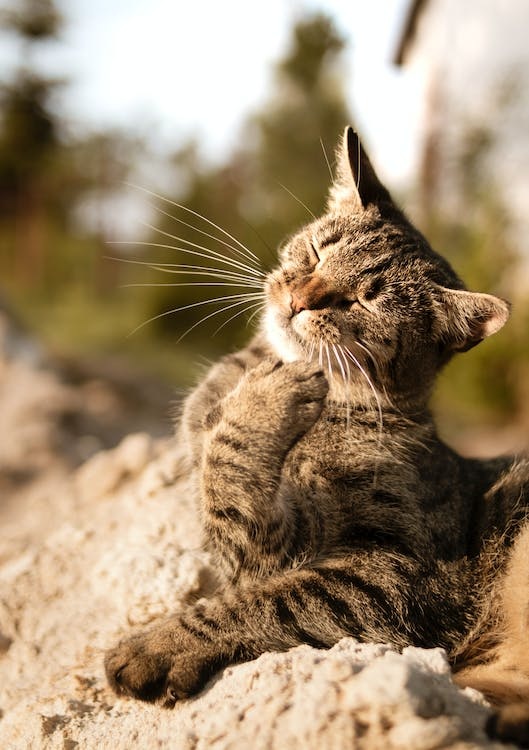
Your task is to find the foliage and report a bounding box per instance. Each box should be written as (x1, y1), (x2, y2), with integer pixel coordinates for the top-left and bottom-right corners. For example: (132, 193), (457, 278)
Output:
(423, 122), (529, 437)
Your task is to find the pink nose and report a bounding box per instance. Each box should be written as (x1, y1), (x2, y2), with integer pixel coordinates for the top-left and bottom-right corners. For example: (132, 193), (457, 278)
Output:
(290, 291), (307, 314)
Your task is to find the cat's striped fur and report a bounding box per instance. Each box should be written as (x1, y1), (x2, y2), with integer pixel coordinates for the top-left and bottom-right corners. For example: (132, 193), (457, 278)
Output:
(106, 128), (529, 745)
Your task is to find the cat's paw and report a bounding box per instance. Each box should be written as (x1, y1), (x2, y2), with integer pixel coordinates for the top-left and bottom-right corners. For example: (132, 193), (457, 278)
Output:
(244, 359), (328, 438)
(105, 620), (220, 705)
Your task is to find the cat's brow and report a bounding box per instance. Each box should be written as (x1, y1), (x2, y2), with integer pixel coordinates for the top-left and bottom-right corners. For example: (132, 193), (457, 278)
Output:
(319, 232), (343, 248)
(358, 257), (394, 277)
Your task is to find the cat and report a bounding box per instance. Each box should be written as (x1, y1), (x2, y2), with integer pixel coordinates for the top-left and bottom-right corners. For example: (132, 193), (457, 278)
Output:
(105, 127), (529, 746)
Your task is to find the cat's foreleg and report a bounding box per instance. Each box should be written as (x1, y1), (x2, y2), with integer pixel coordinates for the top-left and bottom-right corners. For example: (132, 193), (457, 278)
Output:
(199, 359), (328, 576)
(105, 553), (467, 704)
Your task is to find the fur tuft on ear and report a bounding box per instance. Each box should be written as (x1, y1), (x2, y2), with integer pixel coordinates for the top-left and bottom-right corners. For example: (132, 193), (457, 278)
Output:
(437, 287), (511, 353)
(327, 126), (392, 213)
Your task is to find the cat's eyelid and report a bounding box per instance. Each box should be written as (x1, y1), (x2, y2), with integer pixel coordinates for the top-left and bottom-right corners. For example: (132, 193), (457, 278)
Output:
(310, 236), (321, 263)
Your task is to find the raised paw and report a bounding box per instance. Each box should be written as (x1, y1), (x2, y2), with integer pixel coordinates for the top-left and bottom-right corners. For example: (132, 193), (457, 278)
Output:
(105, 620), (222, 705)
(240, 359), (329, 441)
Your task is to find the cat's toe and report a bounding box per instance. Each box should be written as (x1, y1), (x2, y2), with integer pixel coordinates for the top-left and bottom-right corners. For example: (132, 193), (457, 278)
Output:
(105, 634), (171, 702)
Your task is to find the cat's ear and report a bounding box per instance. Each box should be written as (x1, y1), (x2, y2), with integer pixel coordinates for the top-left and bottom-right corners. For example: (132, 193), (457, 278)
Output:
(327, 126), (392, 213)
(437, 288), (511, 352)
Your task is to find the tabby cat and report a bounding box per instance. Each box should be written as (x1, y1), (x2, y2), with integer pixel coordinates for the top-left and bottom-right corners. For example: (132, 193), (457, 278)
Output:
(105, 127), (529, 745)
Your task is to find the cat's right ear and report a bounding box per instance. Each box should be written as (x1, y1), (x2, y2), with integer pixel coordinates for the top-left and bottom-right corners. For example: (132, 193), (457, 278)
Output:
(436, 287), (511, 353)
(327, 126), (392, 213)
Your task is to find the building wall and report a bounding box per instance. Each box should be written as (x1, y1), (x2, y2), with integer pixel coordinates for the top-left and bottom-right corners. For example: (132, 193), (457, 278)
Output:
(400, 0), (529, 267)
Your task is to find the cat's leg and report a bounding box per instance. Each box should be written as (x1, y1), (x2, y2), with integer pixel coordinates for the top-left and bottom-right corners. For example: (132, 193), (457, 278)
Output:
(178, 337), (271, 463)
(198, 359), (328, 577)
(105, 552), (469, 704)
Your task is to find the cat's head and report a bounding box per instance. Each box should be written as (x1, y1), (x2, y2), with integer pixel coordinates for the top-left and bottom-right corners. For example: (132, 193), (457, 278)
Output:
(263, 127), (510, 409)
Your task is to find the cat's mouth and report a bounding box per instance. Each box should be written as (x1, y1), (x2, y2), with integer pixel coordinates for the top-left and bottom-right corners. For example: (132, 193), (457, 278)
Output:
(263, 299), (367, 372)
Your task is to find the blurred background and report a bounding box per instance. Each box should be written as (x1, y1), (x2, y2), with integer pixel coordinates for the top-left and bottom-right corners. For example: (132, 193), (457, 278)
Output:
(1, 0), (529, 462)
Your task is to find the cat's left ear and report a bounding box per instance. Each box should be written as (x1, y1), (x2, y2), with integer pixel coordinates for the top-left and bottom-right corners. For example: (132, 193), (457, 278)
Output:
(327, 126), (392, 213)
(437, 287), (511, 352)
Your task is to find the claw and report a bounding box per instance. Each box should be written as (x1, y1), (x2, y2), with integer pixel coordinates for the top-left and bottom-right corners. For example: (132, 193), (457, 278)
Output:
(164, 684), (182, 708)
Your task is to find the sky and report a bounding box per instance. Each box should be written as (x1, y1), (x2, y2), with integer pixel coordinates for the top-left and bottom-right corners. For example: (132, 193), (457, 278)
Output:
(0, 0), (420, 185)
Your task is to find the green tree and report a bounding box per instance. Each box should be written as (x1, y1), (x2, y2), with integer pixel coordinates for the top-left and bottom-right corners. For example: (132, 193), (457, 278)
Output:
(0, 0), (64, 286)
(424, 120), (526, 437)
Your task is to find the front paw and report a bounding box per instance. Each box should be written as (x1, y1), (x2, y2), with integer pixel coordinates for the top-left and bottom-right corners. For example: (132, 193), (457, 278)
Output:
(240, 359), (328, 440)
(105, 620), (220, 705)
(105, 629), (171, 702)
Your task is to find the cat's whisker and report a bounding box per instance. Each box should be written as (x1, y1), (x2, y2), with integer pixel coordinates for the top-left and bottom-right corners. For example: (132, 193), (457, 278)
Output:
(320, 137), (334, 182)
(246, 302), (267, 328)
(142, 224), (266, 279)
(177, 296), (265, 344)
(121, 281), (264, 290)
(318, 341), (323, 367)
(331, 343), (347, 385)
(128, 292), (264, 337)
(342, 346), (383, 429)
(108, 241), (265, 279)
(277, 182), (317, 220)
(113, 256), (263, 282)
(324, 342), (334, 384)
(111, 257), (262, 287)
(213, 299), (265, 337)
(151, 203), (263, 270)
(149, 269), (262, 286)
(239, 216), (277, 267)
(355, 339), (396, 410)
(343, 344), (384, 486)
(125, 183), (263, 266)
(335, 344), (353, 429)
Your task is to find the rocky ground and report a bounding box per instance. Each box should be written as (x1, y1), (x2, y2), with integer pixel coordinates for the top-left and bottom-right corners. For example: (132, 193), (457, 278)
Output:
(0, 309), (518, 749)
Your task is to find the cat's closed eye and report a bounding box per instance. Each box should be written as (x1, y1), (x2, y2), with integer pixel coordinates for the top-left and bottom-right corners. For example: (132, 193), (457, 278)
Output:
(309, 241), (320, 265)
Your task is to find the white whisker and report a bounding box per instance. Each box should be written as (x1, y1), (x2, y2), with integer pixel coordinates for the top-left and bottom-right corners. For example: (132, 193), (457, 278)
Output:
(108, 241), (265, 279)
(128, 292), (264, 336)
(331, 343), (347, 384)
(143, 224), (266, 279)
(325, 343), (334, 383)
(355, 339), (395, 408)
(320, 137), (334, 182)
(343, 344), (384, 486)
(106, 254), (263, 287)
(125, 183), (263, 265)
(246, 302), (266, 328)
(333, 344), (351, 429)
(151, 203), (263, 269)
(213, 299), (265, 336)
(121, 281), (263, 290)
(175, 296), (265, 344)
(277, 182), (316, 220)
(155, 264), (258, 281)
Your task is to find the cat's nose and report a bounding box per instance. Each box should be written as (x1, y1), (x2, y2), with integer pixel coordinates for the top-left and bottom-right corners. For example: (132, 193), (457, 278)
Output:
(290, 291), (307, 315)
